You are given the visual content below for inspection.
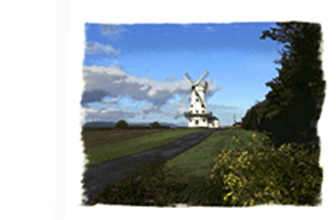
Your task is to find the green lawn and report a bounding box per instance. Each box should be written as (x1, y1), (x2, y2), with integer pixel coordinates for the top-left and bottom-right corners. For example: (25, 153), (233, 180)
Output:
(164, 128), (268, 182)
(84, 128), (208, 166)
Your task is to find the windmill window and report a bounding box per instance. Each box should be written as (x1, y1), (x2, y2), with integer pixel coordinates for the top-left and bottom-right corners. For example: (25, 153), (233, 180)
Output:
(196, 99), (199, 102)
(189, 119), (192, 122)
(202, 110), (205, 113)
(191, 104), (193, 107)
(203, 119), (205, 122)
(196, 110), (198, 113)
(201, 104), (205, 108)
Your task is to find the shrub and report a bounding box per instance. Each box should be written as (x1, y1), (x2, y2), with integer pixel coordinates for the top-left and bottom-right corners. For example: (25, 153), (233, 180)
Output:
(210, 133), (322, 206)
(86, 175), (157, 206)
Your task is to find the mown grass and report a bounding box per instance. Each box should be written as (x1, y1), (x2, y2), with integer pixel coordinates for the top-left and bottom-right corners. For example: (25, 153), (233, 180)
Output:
(84, 128), (208, 166)
(164, 128), (268, 181)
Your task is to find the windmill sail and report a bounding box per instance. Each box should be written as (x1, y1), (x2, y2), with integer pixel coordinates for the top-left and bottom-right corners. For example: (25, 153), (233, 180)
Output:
(194, 71), (209, 85)
(183, 73), (194, 85)
(180, 89), (192, 103)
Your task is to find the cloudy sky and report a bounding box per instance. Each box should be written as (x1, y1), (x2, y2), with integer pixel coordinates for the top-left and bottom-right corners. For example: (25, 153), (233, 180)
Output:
(81, 23), (283, 126)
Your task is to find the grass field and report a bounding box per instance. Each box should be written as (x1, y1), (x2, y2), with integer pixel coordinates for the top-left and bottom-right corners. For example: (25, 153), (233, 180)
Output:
(164, 128), (267, 182)
(85, 127), (322, 206)
(82, 129), (173, 149)
(84, 128), (208, 166)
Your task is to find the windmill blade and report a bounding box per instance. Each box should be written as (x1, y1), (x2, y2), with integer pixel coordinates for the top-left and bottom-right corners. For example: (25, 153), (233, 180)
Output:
(195, 71), (209, 85)
(180, 89), (192, 103)
(183, 73), (195, 85)
(194, 89), (205, 106)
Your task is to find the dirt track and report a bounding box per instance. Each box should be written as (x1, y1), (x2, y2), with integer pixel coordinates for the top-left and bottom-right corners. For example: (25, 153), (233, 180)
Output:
(82, 129), (223, 201)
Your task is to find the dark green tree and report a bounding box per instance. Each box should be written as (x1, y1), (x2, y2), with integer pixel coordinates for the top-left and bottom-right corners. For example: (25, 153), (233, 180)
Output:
(115, 120), (128, 129)
(150, 121), (162, 129)
(259, 22), (325, 148)
(242, 100), (268, 131)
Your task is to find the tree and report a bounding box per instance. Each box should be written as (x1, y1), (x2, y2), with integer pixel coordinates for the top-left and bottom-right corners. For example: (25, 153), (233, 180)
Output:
(115, 120), (128, 129)
(150, 121), (162, 129)
(259, 22), (325, 148)
(242, 100), (268, 131)
(261, 22), (325, 117)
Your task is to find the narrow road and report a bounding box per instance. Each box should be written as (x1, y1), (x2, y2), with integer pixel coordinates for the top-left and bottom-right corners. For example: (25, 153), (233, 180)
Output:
(82, 129), (223, 201)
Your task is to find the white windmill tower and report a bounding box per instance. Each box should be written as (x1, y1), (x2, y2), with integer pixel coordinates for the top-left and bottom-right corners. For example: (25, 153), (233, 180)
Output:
(180, 71), (213, 128)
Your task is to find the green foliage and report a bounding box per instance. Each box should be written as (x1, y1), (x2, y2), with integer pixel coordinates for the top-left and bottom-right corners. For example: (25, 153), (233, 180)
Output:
(125, 126), (151, 130)
(262, 22), (325, 124)
(242, 100), (268, 130)
(150, 121), (161, 128)
(115, 120), (128, 129)
(86, 175), (156, 206)
(210, 132), (322, 206)
(243, 22), (325, 149)
(149, 121), (171, 129)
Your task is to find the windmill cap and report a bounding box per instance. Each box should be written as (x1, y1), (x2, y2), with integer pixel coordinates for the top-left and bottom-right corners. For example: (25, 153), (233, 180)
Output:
(208, 116), (219, 121)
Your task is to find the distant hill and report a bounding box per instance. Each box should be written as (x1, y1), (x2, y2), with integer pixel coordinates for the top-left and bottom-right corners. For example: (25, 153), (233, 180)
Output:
(83, 121), (179, 128)
(83, 121), (116, 128)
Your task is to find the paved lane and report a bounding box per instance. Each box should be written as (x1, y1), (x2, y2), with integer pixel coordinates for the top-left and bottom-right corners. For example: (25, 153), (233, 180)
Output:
(82, 129), (223, 200)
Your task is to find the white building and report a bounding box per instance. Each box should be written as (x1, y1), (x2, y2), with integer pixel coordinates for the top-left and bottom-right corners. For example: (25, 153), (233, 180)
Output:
(208, 116), (219, 128)
(187, 83), (209, 127)
(181, 71), (220, 129)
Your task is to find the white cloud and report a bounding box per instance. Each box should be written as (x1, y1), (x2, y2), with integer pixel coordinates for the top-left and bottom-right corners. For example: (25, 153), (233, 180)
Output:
(142, 104), (163, 115)
(207, 104), (240, 111)
(82, 65), (221, 106)
(139, 101), (188, 121)
(85, 42), (122, 57)
(81, 65), (222, 124)
(81, 106), (140, 122)
(163, 101), (189, 119)
(101, 98), (118, 104)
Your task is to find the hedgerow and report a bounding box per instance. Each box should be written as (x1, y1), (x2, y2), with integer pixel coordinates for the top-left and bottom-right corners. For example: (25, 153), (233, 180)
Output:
(210, 132), (322, 206)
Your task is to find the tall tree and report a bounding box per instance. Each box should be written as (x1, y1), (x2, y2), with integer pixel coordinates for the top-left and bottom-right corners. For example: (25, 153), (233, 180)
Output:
(260, 22), (325, 147)
(261, 22), (325, 117)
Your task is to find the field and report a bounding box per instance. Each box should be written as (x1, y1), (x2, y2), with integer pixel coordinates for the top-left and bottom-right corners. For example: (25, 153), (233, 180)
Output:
(85, 128), (322, 206)
(82, 129), (174, 149)
(84, 128), (208, 166)
(164, 128), (267, 181)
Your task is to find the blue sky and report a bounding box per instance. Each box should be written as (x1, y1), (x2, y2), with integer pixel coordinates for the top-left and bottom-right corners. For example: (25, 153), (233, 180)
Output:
(81, 22), (283, 126)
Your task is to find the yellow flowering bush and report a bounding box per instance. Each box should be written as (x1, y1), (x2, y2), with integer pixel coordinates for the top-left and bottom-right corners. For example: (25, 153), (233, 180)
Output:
(210, 133), (322, 206)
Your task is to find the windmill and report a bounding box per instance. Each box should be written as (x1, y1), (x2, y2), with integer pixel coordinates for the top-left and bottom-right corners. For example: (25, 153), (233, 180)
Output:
(180, 71), (216, 128)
